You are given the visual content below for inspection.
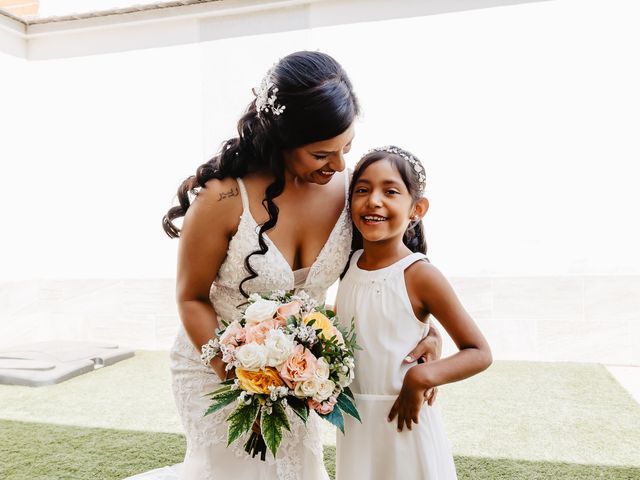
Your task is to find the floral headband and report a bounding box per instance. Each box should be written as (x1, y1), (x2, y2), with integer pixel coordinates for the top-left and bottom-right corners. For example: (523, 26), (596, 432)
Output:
(365, 145), (426, 193)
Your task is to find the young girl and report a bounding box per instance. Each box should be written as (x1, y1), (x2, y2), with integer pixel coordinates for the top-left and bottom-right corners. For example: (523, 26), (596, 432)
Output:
(335, 146), (492, 479)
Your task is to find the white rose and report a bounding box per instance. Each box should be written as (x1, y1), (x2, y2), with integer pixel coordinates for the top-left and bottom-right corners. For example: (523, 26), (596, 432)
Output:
(244, 299), (278, 326)
(313, 379), (336, 402)
(337, 369), (354, 388)
(235, 342), (268, 371)
(314, 357), (330, 381)
(294, 377), (322, 398)
(265, 329), (295, 368)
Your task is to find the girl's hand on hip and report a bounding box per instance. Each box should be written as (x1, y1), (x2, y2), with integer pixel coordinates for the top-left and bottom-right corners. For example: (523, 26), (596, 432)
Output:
(404, 324), (442, 405)
(387, 366), (429, 432)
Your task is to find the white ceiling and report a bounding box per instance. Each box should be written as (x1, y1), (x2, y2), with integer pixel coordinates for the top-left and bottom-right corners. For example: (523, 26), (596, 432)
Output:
(1, 0), (220, 23)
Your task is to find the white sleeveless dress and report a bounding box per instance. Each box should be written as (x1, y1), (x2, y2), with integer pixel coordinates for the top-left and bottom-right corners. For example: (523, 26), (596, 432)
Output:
(335, 250), (457, 480)
(127, 175), (352, 480)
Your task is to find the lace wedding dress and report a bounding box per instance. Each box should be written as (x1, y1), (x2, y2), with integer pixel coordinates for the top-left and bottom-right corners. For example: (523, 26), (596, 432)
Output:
(126, 174), (351, 480)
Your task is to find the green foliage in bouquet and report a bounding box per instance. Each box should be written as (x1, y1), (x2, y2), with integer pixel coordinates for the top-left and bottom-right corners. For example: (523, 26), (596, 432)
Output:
(227, 399), (261, 446)
(260, 402), (290, 457)
(203, 291), (362, 460)
(204, 379), (241, 416)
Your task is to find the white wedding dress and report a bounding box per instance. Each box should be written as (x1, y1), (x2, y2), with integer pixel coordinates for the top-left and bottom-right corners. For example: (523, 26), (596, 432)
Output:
(126, 175), (351, 480)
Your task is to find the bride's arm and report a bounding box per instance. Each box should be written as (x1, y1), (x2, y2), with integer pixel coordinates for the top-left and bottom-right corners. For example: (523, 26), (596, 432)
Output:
(176, 177), (242, 380)
(404, 323), (442, 364)
(403, 323), (443, 404)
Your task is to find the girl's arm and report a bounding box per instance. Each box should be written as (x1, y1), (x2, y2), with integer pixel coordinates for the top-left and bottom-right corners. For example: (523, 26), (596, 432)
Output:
(176, 177), (242, 380)
(388, 261), (492, 431)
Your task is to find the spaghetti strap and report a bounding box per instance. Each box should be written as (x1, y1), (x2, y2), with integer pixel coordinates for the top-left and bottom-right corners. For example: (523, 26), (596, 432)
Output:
(235, 178), (250, 212)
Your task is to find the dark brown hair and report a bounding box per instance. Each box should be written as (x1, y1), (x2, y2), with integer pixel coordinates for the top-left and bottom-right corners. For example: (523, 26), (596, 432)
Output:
(348, 147), (427, 254)
(162, 51), (360, 296)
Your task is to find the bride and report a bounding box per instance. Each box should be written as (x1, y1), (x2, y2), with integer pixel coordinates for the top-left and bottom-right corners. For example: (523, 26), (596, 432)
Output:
(136, 51), (441, 480)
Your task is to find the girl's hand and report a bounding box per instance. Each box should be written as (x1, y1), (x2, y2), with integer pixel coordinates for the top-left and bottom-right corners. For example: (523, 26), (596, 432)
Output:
(387, 366), (429, 432)
(404, 324), (442, 405)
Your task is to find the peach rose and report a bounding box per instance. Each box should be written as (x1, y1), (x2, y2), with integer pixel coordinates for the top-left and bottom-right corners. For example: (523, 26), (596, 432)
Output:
(304, 312), (344, 344)
(219, 320), (245, 347)
(308, 396), (337, 415)
(245, 318), (280, 345)
(316, 397), (337, 414)
(275, 300), (302, 326)
(279, 344), (318, 388)
(236, 367), (284, 394)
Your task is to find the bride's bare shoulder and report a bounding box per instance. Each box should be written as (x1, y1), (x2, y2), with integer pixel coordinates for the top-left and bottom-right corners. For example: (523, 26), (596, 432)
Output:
(185, 177), (243, 237)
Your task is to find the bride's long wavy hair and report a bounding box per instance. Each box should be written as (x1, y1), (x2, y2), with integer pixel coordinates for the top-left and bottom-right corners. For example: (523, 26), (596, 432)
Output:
(162, 51), (360, 297)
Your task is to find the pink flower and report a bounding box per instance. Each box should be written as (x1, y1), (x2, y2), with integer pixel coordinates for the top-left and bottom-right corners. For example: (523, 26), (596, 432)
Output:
(275, 300), (302, 326)
(308, 396), (337, 415)
(219, 321), (245, 347)
(220, 343), (236, 365)
(279, 344), (318, 388)
(245, 318), (280, 345)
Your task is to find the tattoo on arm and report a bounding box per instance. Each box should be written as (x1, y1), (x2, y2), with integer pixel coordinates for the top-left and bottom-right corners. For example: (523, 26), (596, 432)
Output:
(218, 187), (239, 202)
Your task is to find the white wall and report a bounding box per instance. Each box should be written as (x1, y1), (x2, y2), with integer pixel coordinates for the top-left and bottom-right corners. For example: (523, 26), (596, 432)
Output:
(1, 28), (30, 283)
(0, 13), (25, 57)
(201, 0), (631, 280)
(2, 44), (203, 279)
(4, 0), (638, 280)
(200, 0), (640, 277)
(1, 0), (639, 360)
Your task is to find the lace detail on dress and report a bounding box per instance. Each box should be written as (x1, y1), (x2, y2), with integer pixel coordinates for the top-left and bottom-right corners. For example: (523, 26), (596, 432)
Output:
(169, 174), (351, 480)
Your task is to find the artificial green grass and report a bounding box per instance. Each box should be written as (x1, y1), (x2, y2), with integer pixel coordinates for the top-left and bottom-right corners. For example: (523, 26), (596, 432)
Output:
(453, 455), (640, 479)
(1, 421), (638, 480)
(0, 419), (185, 480)
(438, 361), (640, 467)
(1, 352), (639, 479)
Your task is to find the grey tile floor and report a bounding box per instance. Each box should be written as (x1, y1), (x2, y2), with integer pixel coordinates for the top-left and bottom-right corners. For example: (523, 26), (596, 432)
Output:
(1, 276), (638, 401)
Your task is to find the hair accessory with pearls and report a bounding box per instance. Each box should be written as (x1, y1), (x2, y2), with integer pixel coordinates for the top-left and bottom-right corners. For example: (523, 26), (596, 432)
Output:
(366, 145), (426, 193)
(253, 65), (286, 117)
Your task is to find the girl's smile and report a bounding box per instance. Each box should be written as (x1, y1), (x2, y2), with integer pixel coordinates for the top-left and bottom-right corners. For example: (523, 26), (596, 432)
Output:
(351, 159), (415, 243)
(361, 214), (388, 225)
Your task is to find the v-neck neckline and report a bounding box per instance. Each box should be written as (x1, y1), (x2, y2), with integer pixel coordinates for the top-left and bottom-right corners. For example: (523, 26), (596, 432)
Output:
(238, 174), (348, 282)
(245, 202), (347, 277)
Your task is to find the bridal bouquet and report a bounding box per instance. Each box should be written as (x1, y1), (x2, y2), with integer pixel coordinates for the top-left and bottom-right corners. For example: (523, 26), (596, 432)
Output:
(203, 290), (360, 460)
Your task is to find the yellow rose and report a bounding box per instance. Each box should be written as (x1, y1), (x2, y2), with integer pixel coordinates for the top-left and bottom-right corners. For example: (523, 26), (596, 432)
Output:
(236, 367), (285, 394)
(304, 312), (340, 342)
